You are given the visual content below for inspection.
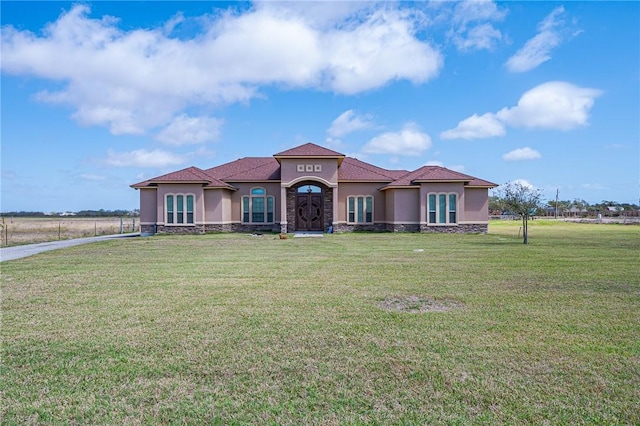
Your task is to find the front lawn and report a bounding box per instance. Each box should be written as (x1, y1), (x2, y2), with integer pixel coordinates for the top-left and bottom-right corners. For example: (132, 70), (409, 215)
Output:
(2, 221), (639, 424)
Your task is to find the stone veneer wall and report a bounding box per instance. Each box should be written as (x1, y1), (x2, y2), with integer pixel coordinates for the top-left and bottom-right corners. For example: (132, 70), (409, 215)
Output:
(230, 223), (281, 233)
(385, 223), (420, 232)
(333, 223), (387, 232)
(145, 223), (280, 234)
(144, 222), (488, 235)
(153, 224), (206, 234)
(420, 223), (488, 234)
(334, 223), (488, 233)
(284, 183), (333, 233)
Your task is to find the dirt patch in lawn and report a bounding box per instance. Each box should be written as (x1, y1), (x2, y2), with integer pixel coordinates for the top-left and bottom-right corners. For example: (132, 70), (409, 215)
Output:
(379, 296), (464, 313)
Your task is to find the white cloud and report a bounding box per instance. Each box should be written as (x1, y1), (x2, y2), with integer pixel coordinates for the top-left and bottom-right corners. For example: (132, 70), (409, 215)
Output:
(502, 147), (541, 161)
(327, 110), (374, 138)
(1, 4), (443, 136)
(362, 123), (432, 156)
(452, 0), (508, 25)
(441, 81), (602, 140)
(511, 179), (535, 189)
(449, 0), (507, 51)
(440, 112), (505, 140)
(156, 115), (224, 146)
(496, 81), (602, 130)
(505, 6), (574, 72)
(322, 9), (443, 94)
(105, 149), (188, 168)
(456, 23), (502, 51)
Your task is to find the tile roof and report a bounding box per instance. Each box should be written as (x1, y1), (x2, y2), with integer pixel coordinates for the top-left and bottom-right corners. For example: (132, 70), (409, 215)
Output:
(273, 142), (344, 157)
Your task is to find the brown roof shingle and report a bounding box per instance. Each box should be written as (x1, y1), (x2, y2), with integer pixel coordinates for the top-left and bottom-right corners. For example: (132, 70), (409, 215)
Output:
(274, 142), (344, 157)
(381, 166), (478, 189)
(207, 157), (280, 180)
(338, 157), (401, 181)
(131, 166), (234, 189)
(131, 143), (497, 190)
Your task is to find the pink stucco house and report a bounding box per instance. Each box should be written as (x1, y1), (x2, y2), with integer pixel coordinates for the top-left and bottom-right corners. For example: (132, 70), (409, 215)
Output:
(131, 143), (497, 234)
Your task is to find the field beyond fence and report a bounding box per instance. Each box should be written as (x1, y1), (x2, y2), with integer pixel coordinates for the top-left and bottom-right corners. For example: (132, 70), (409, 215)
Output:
(0, 217), (139, 247)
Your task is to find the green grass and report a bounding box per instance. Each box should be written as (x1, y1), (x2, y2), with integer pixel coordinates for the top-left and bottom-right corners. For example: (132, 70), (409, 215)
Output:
(2, 221), (639, 424)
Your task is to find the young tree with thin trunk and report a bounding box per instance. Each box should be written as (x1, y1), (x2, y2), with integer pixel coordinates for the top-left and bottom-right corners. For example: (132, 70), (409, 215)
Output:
(497, 181), (543, 244)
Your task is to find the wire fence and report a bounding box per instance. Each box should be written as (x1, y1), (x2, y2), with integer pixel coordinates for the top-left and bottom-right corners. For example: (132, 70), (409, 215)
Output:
(0, 217), (139, 247)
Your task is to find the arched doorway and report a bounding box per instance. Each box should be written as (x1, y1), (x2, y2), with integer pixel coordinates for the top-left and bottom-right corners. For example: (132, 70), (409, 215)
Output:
(295, 184), (323, 231)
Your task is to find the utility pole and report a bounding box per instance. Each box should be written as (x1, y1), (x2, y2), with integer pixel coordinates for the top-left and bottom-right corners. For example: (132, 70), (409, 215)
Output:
(555, 188), (559, 219)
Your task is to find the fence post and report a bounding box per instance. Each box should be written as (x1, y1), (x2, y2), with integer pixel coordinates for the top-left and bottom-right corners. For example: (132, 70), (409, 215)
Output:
(120, 217), (123, 234)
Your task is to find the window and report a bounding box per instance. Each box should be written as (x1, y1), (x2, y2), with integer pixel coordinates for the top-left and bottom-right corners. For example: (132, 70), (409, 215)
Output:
(167, 195), (174, 224)
(165, 194), (194, 225)
(428, 194), (436, 224)
(177, 195), (184, 224)
(427, 193), (457, 225)
(297, 185), (321, 194)
(347, 196), (373, 224)
(449, 194), (457, 223)
(242, 187), (275, 223)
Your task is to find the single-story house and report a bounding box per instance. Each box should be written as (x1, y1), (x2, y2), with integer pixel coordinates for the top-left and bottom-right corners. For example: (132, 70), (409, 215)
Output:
(131, 143), (497, 234)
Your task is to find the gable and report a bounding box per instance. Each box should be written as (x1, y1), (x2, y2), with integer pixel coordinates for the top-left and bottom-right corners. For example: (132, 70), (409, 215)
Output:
(131, 143), (497, 190)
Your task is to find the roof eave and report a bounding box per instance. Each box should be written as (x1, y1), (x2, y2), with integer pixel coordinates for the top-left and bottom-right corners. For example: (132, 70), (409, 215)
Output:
(338, 179), (393, 183)
(274, 155), (345, 166)
(412, 179), (470, 184)
(380, 185), (420, 191)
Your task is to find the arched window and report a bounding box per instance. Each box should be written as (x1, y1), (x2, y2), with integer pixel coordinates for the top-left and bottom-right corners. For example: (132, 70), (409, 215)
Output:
(242, 187), (275, 223)
(297, 185), (322, 194)
(427, 193), (457, 225)
(165, 194), (195, 225)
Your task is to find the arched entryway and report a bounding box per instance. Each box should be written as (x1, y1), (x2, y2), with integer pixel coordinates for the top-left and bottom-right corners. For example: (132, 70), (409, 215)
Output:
(295, 184), (323, 231)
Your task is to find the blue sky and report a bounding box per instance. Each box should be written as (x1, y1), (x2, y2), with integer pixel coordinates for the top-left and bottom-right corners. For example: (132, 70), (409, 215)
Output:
(2, 1), (638, 212)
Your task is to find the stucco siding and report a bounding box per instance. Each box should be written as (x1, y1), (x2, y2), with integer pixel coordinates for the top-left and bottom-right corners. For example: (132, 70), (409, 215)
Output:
(462, 187), (490, 222)
(227, 182), (282, 223)
(335, 182), (386, 222)
(204, 189), (233, 223)
(156, 184), (204, 224)
(419, 182), (464, 224)
(388, 188), (420, 223)
(385, 190), (396, 222)
(280, 158), (339, 185)
(139, 189), (157, 223)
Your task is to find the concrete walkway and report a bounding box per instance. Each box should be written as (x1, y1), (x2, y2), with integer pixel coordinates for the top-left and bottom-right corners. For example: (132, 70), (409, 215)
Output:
(0, 233), (140, 262)
(293, 232), (324, 238)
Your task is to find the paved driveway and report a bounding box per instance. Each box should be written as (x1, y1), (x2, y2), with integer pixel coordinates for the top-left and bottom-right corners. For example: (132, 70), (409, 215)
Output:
(0, 233), (140, 262)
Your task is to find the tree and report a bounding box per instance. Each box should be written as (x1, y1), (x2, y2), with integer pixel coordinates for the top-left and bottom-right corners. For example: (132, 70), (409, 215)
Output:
(488, 195), (504, 213)
(496, 181), (544, 244)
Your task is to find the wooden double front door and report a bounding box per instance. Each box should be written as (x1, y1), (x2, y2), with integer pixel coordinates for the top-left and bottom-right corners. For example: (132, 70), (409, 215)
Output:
(295, 193), (323, 231)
